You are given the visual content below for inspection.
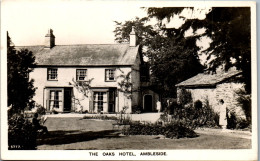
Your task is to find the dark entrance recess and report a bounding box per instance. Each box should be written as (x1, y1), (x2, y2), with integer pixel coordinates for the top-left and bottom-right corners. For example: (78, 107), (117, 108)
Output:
(144, 95), (153, 112)
(108, 88), (116, 113)
(63, 88), (72, 112)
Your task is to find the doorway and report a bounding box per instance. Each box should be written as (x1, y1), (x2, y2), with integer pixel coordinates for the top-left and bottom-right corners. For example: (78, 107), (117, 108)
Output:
(63, 88), (72, 112)
(144, 95), (153, 112)
(108, 89), (116, 113)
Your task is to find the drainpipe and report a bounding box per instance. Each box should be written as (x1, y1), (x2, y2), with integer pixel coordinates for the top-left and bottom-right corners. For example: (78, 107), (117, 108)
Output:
(43, 88), (45, 108)
(117, 90), (120, 113)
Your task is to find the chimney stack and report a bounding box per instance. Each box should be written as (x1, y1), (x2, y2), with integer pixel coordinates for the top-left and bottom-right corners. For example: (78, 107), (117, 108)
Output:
(44, 29), (55, 48)
(130, 26), (137, 47)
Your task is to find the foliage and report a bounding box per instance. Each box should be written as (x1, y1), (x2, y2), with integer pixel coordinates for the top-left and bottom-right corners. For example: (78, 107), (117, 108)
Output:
(117, 106), (132, 124)
(146, 7), (251, 93)
(122, 121), (198, 139)
(7, 32), (36, 114)
(51, 108), (58, 114)
(8, 113), (37, 150)
(114, 17), (156, 44)
(114, 15), (204, 98)
(69, 78), (94, 113)
(236, 89), (251, 124)
(177, 88), (192, 105)
(117, 69), (134, 110)
(117, 70), (133, 99)
(132, 105), (142, 114)
(167, 99), (219, 129)
(82, 115), (118, 121)
(35, 104), (46, 115)
(227, 111), (250, 130)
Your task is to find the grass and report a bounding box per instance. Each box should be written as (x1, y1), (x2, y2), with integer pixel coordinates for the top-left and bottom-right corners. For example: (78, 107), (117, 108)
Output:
(37, 117), (251, 150)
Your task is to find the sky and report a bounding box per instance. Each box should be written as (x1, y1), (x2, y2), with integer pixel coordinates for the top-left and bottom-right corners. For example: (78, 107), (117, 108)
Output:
(2, 0), (212, 47)
(3, 1), (148, 46)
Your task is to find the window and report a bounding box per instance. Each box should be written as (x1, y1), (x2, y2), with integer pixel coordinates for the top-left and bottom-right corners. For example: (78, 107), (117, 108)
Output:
(49, 90), (62, 110)
(76, 69), (87, 81)
(47, 68), (58, 80)
(93, 92), (107, 112)
(105, 69), (116, 81)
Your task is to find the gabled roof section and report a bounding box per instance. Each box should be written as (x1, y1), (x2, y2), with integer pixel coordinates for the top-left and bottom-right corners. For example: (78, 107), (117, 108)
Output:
(176, 70), (242, 87)
(16, 44), (139, 66)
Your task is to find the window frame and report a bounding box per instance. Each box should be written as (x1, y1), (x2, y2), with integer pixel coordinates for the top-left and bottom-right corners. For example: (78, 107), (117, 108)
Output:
(93, 91), (107, 113)
(76, 69), (88, 81)
(45, 88), (64, 112)
(47, 68), (58, 81)
(105, 69), (116, 82)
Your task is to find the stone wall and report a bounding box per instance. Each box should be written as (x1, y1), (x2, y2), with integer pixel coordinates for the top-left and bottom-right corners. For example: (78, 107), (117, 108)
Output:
(177, 82), (246, 119)
(215, 82), (246, 119)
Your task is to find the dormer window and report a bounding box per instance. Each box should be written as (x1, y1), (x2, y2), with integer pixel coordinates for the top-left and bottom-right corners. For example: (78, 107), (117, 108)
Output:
(105, 69), (116, 81)
(47, 68), (58, 80)
(76, 69), (87, 81)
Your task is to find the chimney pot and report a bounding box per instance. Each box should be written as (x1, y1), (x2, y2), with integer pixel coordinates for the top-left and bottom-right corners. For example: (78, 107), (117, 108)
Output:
(130, 26), (137, 47)
(44, 29), (55, 48)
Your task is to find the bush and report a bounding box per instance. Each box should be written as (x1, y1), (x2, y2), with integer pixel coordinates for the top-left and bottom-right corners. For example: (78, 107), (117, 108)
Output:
(178, 88), (192, 105)
(51, 108), (58, 114)
(169, 99), (219, 129)
(8, 113), (37, 150)
(82, 115), (118, 121)
(122, 121), (198, 139)
(132, 105), (142, 114)
(35, 104), (46, 115)
(227, 111), (250, 129)
(236, 89), (251, 126)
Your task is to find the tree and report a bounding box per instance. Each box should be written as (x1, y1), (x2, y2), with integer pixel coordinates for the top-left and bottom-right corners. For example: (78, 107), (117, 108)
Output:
(69, 78), (94, 113)
(7, 32), (36, 114)
(147, 7), (251, 93)
(114, 15), (204, 97)
(117, 69), (133, 110)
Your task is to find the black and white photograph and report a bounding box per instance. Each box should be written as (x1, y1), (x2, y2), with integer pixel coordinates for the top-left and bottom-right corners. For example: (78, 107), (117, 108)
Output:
(1, 1), (257, 160)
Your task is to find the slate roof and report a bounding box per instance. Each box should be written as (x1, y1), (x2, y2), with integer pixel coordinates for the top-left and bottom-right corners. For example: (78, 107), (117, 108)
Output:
(176, 70), (242, 87)
(16, 44), (139, 66)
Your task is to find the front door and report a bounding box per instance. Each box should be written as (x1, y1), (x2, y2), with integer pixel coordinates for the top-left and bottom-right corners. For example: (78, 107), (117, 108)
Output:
(63, 88), (72, 112)
(108, 89), (116, 113)
(144, 95), (153, 112)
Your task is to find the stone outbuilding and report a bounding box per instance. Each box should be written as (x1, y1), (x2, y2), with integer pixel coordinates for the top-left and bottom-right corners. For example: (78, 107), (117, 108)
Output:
(176, 69), (246, 119)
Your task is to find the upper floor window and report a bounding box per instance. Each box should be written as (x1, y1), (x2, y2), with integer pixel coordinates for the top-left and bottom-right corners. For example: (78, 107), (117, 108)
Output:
(76, 69), (87, 81)
(47, 68), (58, 80)
(105, 69), (116, 81)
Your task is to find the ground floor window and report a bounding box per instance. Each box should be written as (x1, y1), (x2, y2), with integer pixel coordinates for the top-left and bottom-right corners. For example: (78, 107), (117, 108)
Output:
(93, 92), (107, 112)
(49, 90), (63, 109)
(45, 87), (72, 112)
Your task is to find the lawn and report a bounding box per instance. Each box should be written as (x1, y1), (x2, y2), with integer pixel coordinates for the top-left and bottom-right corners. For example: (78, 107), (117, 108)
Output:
(37, 117), (251, 150)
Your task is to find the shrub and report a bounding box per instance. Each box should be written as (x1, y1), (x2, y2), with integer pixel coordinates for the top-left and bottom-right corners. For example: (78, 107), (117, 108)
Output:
(169, 99), (219, 129)
(194, 100), (202, 109)
(8, 113), (37, 150)
(82, 110), (88, 114)
(122, 121), (198, 139)
(35, 104), (46, 115)
(178, 88), (192, 105)
(82, 115), (118, 121)
(236, 89), (251, 126)
(132, 105), (142, 114)
(227, 111), (250, 129)
(51, 108), (58, 114)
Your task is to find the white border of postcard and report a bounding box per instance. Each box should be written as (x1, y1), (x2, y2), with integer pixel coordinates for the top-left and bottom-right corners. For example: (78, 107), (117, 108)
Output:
(1, 1), (257, 160)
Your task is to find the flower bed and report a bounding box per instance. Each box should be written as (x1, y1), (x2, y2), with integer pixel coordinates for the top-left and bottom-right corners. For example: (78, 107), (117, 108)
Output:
(122, 122), (198, 139)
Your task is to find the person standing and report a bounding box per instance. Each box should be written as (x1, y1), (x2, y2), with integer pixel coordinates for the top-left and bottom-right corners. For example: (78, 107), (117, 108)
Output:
(219, 99), (227, 129)
(156, 100), (161, 113)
